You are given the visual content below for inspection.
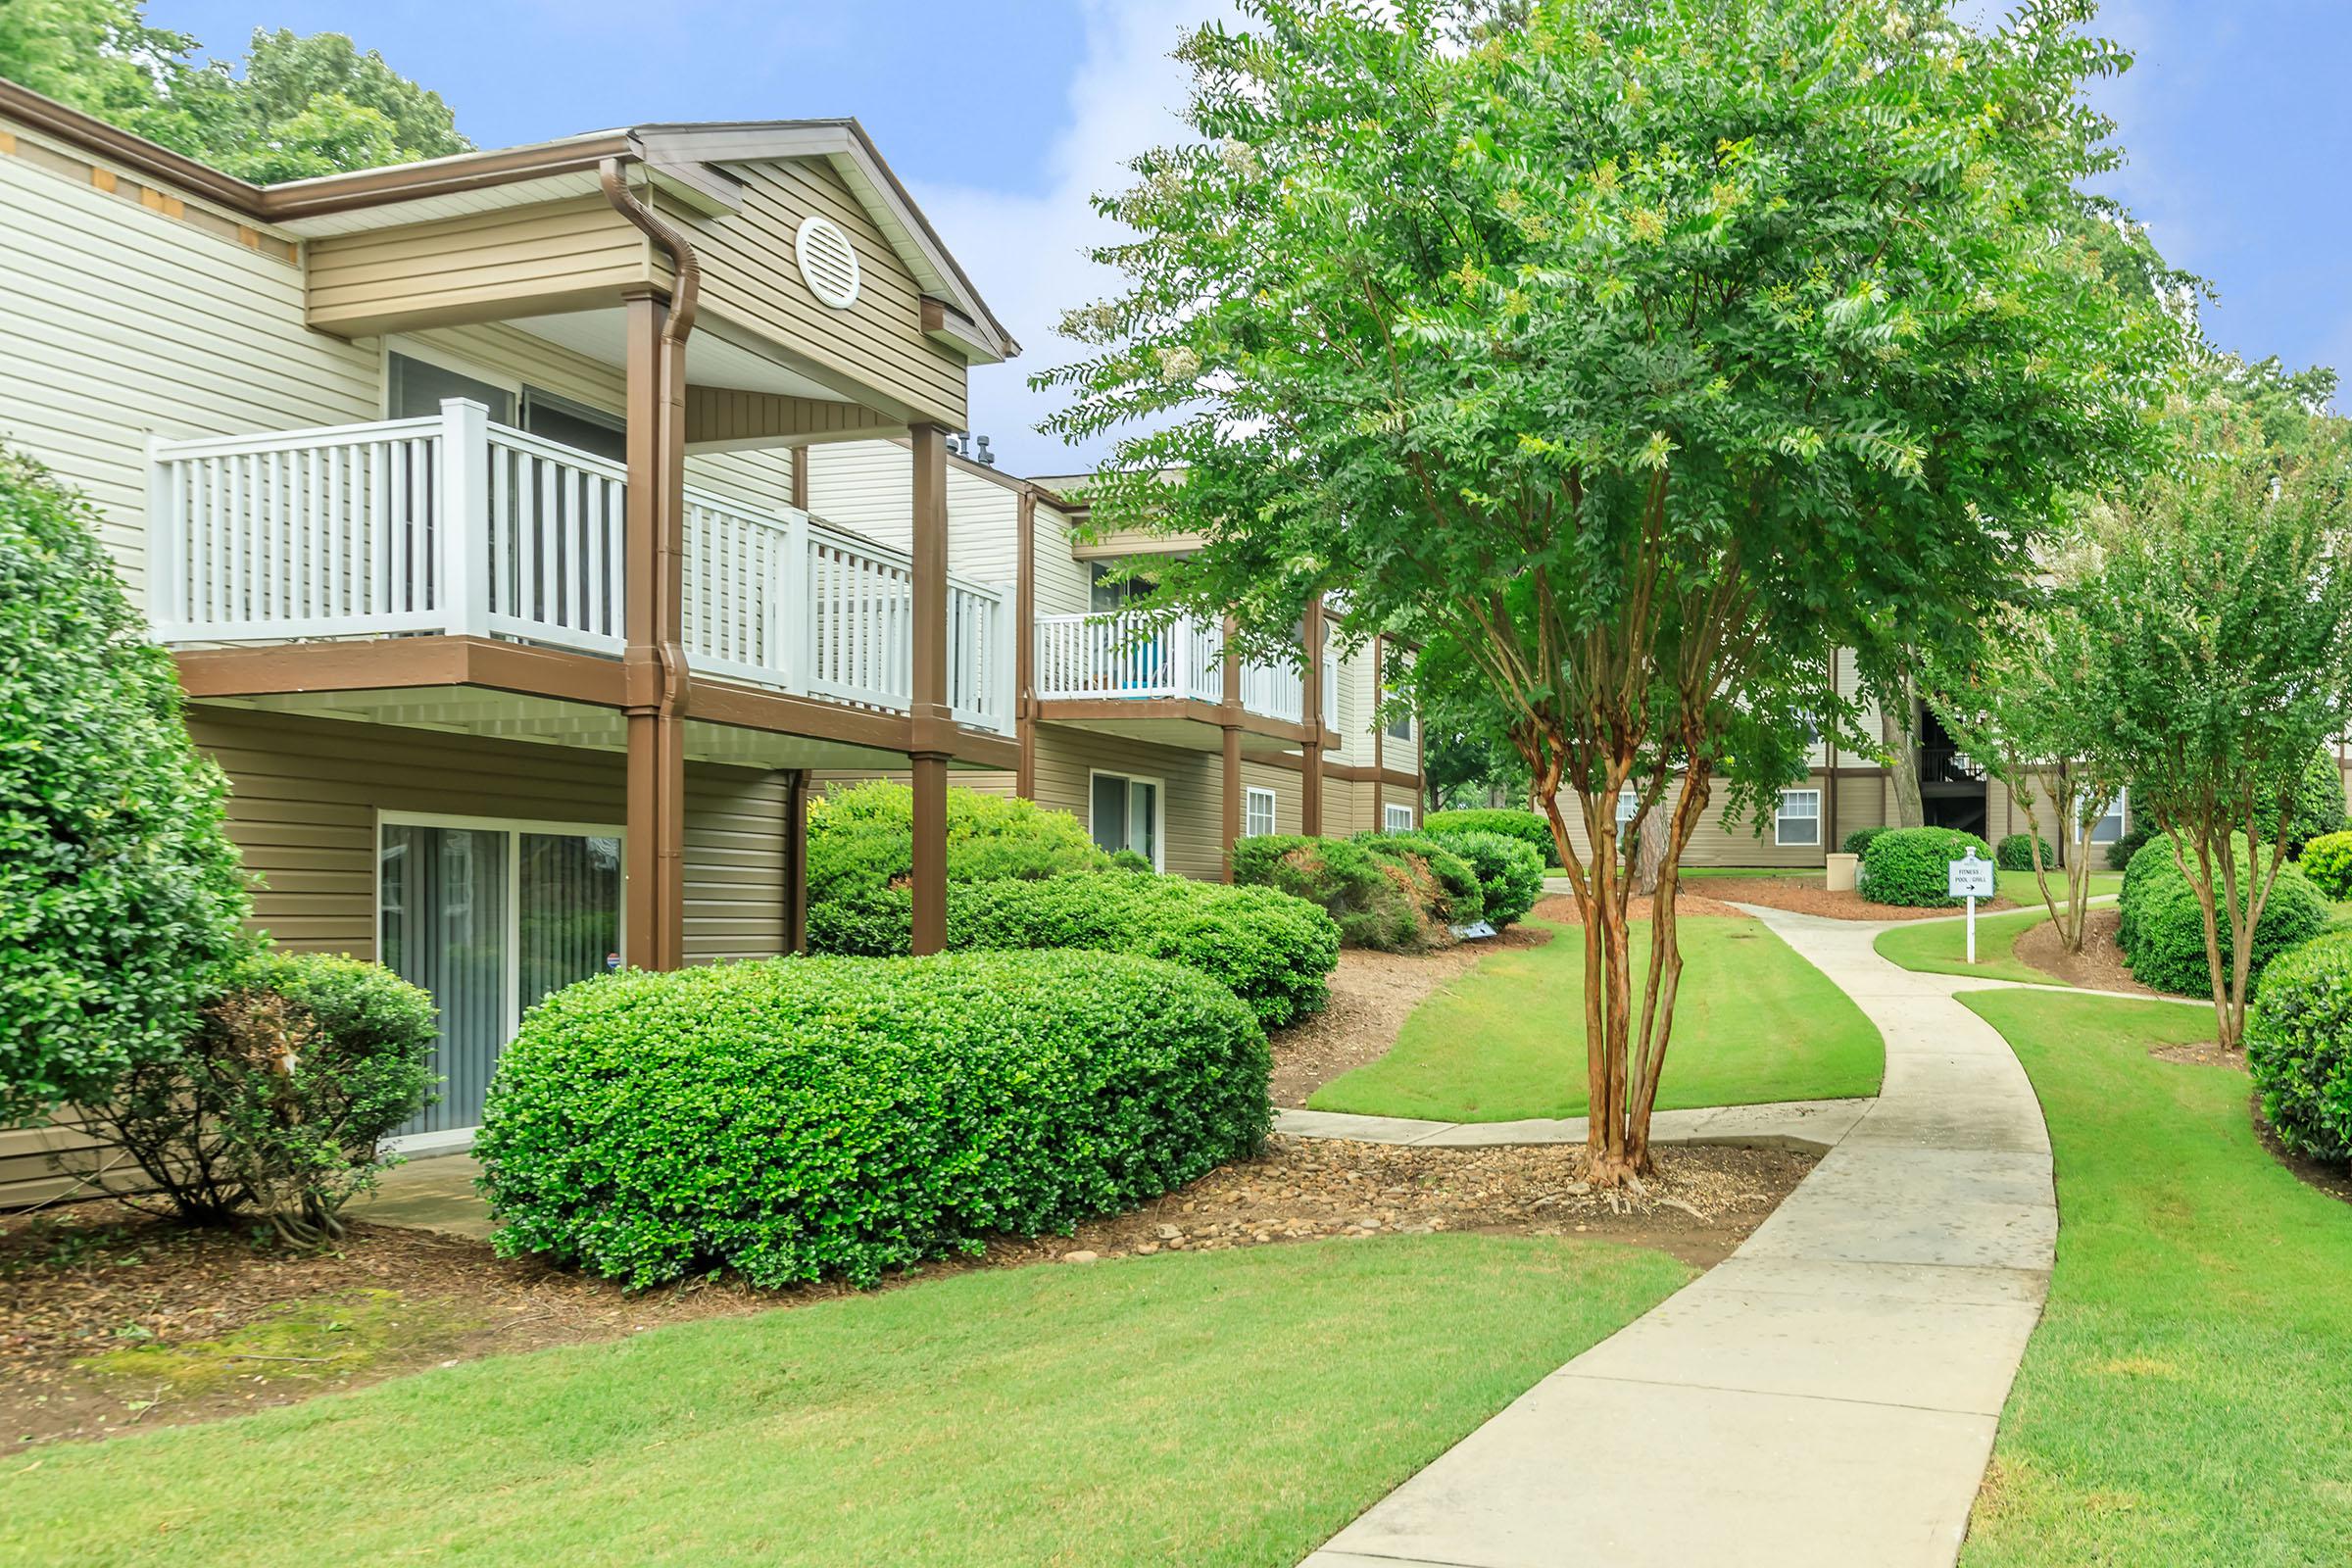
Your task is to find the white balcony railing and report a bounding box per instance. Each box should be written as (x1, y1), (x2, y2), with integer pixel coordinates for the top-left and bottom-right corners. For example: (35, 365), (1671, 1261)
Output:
(146, 400), (1014, 735)
(1034, 611), (1304, 725)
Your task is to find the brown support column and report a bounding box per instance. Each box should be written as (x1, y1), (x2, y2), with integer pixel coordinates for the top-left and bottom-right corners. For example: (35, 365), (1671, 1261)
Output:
(908, 423), (952, 955)
(789, 445), (809, 512)
(1300, 596), (1325, 838)
(1221, 615), (1243, 882)
(1014, 490), (1038, 800)
(1370, 633), (1385, 831)
(621, 285), (689, 971)
(783, 767), (809, 956)
(1823, 646), (1840, 861)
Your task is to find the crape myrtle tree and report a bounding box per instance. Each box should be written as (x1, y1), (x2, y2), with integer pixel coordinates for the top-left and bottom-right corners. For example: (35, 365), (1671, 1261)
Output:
(2077, 390), (2352, 1052)
(1038, 0), (2176, 1181)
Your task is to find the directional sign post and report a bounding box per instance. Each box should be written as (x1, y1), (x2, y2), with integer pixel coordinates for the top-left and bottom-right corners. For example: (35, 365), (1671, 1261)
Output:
(1948, 848), (1996, 963)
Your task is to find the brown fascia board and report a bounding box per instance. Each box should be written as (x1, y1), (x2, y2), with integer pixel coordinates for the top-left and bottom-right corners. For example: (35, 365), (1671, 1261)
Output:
(0, 76), (265, 214)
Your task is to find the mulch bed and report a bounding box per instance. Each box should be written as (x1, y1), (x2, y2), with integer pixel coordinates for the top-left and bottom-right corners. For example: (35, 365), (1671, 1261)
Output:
(1698, 876), (2018, 921)
(2015, 907), (2164, 997)
(2, 1135), (1812, 1449)
(1535, 890), (1746, 922)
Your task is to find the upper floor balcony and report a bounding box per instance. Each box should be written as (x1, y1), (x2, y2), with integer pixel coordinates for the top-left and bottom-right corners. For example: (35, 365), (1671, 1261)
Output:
(1033, 611), (1317, 730)
(144, 400), (1015, 735)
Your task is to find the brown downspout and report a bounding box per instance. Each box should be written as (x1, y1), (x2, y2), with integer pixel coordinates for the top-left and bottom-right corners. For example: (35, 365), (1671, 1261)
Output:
(1014, 489), (1038, 800)
(1221, 616), (1243, 882)
(602, 157), (699, 972)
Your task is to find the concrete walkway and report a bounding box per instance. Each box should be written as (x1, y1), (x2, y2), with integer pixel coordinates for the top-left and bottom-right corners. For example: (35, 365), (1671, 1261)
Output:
(1276, 1099), (1873, 1154)
(1300, 904), (2057, 1568)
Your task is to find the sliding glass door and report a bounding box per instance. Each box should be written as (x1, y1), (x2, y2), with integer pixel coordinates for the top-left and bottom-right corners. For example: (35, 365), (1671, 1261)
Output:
(379, 817), (622, 1138)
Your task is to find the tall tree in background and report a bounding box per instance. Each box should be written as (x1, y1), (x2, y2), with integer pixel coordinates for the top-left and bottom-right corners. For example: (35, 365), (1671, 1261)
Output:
(0, 1), (466, 180)
(1041, 0), (2178, 1181)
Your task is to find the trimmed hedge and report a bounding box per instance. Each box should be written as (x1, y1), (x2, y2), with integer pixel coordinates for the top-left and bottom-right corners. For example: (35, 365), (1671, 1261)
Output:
(1996, 833), (2056, 872)
(1860, 827), (1994, 907)
(2247, 932), (2352, 1165)
(2299, 831), (2352, 902)
(1230, 836), (1425, 951)
(2117, 834), (2330, 1000)
(809, 873), (1337, 1029)
(806, 780), (1113, 906)
(1353, 833), (1486, 926)
(1426, 828), (1544, 928)
(1840, 826), (1887, 858)
(476, 951), (1272, 1289)
(2105, 822), (2153, 873)
(1423, 808), (1558, 866)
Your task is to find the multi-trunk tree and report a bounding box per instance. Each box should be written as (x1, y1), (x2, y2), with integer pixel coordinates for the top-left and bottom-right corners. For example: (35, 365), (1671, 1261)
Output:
(1041, 0), (2177, 1181)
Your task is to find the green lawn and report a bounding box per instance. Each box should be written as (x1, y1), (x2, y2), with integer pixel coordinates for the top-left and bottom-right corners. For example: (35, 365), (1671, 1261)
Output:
(1875, 905), (2069, 986)
(1309, 915), (1883, 1120)
(1958, 989), (2352, 1565)
(1995, 868), (2122, 905)
(0, 1234), (1687, 1567)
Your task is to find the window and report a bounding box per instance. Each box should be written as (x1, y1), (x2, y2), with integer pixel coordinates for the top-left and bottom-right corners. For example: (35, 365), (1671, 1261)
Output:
(1616, 787), (1640, 830)
(2086, 790), (2127, 845)
(1385, 706), (1414, 743)
(1385, 803), (1415, 833)
(521, 387), (626, 463)
(1090, 771), (1162, 867)
(1245, 786), (1277, 838)
(1089, 562), (1157, 613)
(387, 350), (514, 424)
(1775, 788), (1822, 847)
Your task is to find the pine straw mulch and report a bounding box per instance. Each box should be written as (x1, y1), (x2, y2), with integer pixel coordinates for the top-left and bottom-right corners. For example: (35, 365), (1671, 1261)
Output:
(1696, 877), (2020, 921)
(2015, 906), (2166, 998)
(1, 1133), (1812, 1449)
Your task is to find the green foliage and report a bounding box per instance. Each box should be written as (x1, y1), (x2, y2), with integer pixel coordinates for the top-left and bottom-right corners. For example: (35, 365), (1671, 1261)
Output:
(1860, 827), (1994, 908)
(1, 450), (252, 1121)
(1230, 836), (1425, 952)
(2104, 822), (2153, 873)
(1425, 808), (1557, 866)
(2116, 836), (2329, 1000)
(1839, 826), (1887, 858)
(2246, 933), (2352, 1165)
(476, 951), (1272, 1289)
(806, 781), (1113, 907)
(1425, 829), (1544, 929)
(2297, 831), (2352, 902)
(2251, 746), (2347, 858)
(76, 952), (437, 1240)
(0, 4), (467, 181)
(810, 873), (1337, 1029)
(1996, 833), (2056, 872)
(1352, 833), (1485, 926)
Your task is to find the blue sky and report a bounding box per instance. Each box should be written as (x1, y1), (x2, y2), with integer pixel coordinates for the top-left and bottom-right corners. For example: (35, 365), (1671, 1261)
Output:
(148, 1), (2352, 475)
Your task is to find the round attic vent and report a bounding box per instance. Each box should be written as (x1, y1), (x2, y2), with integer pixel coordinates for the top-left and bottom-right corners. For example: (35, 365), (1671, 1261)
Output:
(795, 215), (861, 309)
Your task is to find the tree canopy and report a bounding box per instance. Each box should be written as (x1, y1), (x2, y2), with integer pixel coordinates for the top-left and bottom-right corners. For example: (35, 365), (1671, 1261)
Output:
(1041, 0), (2182, 1176)
(0, 2), (467, 181)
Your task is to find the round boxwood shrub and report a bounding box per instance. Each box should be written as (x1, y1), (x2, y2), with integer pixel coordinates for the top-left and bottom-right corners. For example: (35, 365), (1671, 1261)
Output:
(1426, 827), (1544, 928)
(806, 780), (1112, 906)
(475, 950), (1272, 1289)
(1996, 833), (2056, 872)
(2247, 932), (2352, 1165)
(1423, 808), (1557, 865)
(2298, 831), (2352, 902)
(810, 872), (1338, 1028)
(1840, 826), (1887, 858)
(1859, 827), (1995, 907)
(1231, 835), (1426, 951)
(1353, 832), (1487, 927)
(2, 449), (252, 1120)
(2105, 821), (2153, 873)
(2117, 834), (2330, 1000)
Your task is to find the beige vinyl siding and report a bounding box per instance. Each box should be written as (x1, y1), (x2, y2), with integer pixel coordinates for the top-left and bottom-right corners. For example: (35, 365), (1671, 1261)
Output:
(662, 160), (966, 426)
(1544, 770), (1840, 869)
(1237, 760), (1304, 842)
(1028, 728), (1224, 879)
(1033, 506), (1092, 617)
(807, 768), (1017, 801)
(801, 439), (1020, 585)
(306, 195), (653, 336)
(0, 132), (378, 603)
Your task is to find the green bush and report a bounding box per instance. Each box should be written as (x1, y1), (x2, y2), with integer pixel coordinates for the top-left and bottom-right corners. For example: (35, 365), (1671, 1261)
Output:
(2105, 821), (2153, 873)
(2299, 831), (2352, 902)
(1840, 826), (1887, 858)
(2253, 746), (2348, 858)
(2116, 834), (2330, 1000)
(77, 952), (438, 1241)
(1996, 833), (2056, 872)
(805, 780), (1111, 906)
(1230, 836), (1427, 951)
(1423, 808), (1557, 865)
(1353, 833), (1487, 927)
(810, 873), (1337, 1029)
(1426, 828), (1544, 928)
(2247, 932), (2352, 1165)
(476, 951), (1272, 1289)
(1859, 827), (1994, 907)
(1, 449), (252, 1120)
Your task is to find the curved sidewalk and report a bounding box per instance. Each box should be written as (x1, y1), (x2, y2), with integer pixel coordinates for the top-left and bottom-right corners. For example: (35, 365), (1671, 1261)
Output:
(1301, 905), (2057, 1568)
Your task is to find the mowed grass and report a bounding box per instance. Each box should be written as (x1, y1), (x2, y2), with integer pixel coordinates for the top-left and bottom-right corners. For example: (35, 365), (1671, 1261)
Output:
(1875, 905), (2069, 986)
(1310, 915), (1882, 1121)
(0, 1234), (1688, 1568)
(1958, 989), (2352, 1566)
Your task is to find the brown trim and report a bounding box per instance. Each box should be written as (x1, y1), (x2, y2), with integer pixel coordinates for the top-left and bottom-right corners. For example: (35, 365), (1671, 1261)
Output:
(1299, 597), (1325, 838)
(1824, 647), (1841, 854)
(1371, 632), (1385, 829)
(1221, 724), (1244, 883)
(789, 448), (809, 512)
(1015, 489), (1038, 798)
(908, 425), (952, 956)
(783, 768), (809, 956)
(618, 287), (692, 972)
(1032, 698), (1310, 749)
(172, 637), (628, 707)
(0, 78), (264, 214)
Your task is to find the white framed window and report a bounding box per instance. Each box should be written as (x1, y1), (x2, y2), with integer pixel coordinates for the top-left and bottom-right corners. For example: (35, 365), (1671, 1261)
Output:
(1089, 769), (1164, 868)
(2086, 790), (2128, 845)
(1245, 786), (1277, 838)
(1616, 787), (1640, 830)
(1385, 803), (1416, 833)
(1775, 788), (1822, 847)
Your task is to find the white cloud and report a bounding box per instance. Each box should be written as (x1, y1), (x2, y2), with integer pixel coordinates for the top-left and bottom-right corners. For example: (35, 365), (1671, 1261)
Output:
(911, 0), (1234, 477)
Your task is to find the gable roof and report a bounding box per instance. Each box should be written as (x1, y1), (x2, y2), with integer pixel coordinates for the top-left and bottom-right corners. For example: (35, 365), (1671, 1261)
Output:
(0, 78), (1015, 359)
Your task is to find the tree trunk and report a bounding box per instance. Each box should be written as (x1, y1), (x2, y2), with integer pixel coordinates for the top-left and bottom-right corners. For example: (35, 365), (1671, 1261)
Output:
(1632, 803), (1669, 898)
(1882, 664), (1925, 829)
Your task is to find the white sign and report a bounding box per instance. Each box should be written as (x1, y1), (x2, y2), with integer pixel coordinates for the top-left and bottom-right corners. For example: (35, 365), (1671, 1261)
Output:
(1947, 850), (1996, 900)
